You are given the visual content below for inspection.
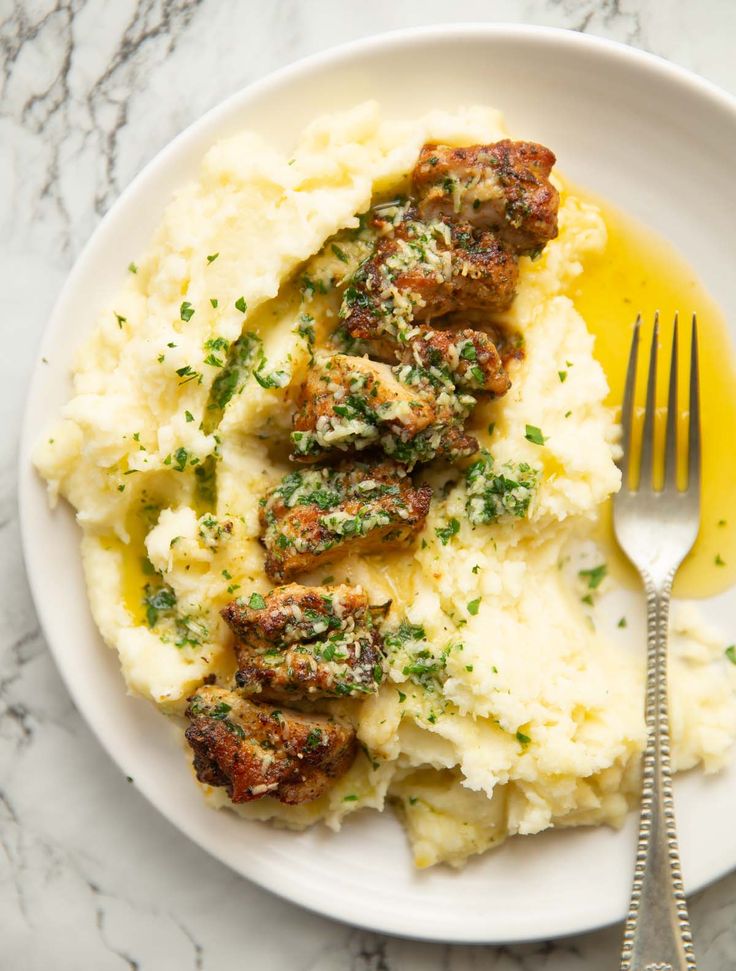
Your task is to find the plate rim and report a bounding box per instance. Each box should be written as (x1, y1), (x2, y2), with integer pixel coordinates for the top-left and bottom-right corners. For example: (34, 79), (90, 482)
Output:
(18, 22), (736, 944)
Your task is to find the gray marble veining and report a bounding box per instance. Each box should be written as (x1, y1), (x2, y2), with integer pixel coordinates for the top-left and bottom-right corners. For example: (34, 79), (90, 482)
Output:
(2, 2), (736, 968)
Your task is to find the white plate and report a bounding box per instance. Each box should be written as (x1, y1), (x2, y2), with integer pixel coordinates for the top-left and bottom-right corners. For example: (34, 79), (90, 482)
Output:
(19, 25), (736, 943)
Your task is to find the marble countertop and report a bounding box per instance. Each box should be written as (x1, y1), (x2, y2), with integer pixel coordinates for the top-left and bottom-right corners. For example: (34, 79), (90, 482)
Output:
(3, 2), (736, 968)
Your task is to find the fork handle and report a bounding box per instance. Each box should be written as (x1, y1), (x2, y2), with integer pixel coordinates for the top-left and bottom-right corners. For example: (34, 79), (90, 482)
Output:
(620, 580), (697, 971)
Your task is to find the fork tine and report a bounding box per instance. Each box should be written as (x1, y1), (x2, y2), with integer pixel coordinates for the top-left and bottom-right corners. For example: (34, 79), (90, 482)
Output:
(639, 312), (659, 490)
(619, 315), (641, 489)
(688, 314), (701, 493)
(664, 314), (679, 489)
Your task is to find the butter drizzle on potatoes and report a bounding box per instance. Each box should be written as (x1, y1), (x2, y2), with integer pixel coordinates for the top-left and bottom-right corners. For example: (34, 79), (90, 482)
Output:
(35, 103), (736, 868)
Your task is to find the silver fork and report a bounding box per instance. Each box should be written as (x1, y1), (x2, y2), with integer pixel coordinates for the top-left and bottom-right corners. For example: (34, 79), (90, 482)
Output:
(615, 312), (700, 971)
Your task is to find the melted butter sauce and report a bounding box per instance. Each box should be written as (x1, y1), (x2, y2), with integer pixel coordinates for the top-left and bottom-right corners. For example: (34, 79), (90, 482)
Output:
(104, 520), (151, 626)
(104, 491), (177, 626)
(566, 186), (736, 598)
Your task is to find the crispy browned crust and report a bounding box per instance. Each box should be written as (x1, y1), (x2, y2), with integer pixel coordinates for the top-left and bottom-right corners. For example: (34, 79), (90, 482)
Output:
(413, 140), (559, 253)
(437, 309), (525, 368)
(446, 223), (520, 314)
(290, 354), (478, 466)
(221, 583), (390, 701)
(432, 423), (479, 458)
(259, 460), (432, 583)
(343, 218), (518, 346)
(233, 627), (384, 701)
(221, 583), (369, 649)
(185, 686), (357, 805)
(399, 327), (511, 396)
(291, 355), (432, 458)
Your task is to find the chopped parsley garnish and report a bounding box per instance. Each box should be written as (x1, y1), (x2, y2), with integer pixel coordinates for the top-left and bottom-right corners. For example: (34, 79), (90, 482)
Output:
(579, 564), (607, 589)
(558, 370), (567, 383)
(435, 517), (460, 546)
(210, 298), (219, 308)
(185, 411), (194, 423)
(618, 616), (628, 628)
(172, 447), (189, 472)
(384, 621), (425, 647)
(235, 296), (247, 313)
(128, 262), (137, 274)
(465, 450), (538, 525)
(176, 364), (203, 386)
(206, 252), (219, 264)
(302, 274), (329, 298)
(305, 728), (323, 750)
(143, 585), (176, 627)
(208, 332), (260, 414)
(205, 336), (230, 353)
(467, 598), (481, 616)
(715, 553), (726, 566)
(343, 794), (359, 802)
(516, 730), (531, 747)
(331, 243), (349, 263)
(524, 424), (547, 446)
(180, 301), (195, 322)
(114, 312), (126, 328)
(342, 284), (370, 310)
(248, 592), (266, 610)
(296, 312), (315, 344)
(254, 361), (290, 389)
(726, 645), (736, 665)
(385, 620), (450, 693)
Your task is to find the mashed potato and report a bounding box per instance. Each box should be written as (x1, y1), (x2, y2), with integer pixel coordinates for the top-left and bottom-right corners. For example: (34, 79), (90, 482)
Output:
(35, 102), (736, 868)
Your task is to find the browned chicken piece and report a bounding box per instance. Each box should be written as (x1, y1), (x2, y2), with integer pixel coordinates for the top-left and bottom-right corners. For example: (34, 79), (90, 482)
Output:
(290, 353), (478, 466)
(233, 630), (384, 701)
(185, 685), (356, 804)
(222, 583), (388, 700)
(222, 583), (372, 650)
(398, 327), (510, 396)
(341, 214), (518, 351)
(438, 309), (526, 368)
(258, 460), (431, 583)
(412, 140), (559, 254)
